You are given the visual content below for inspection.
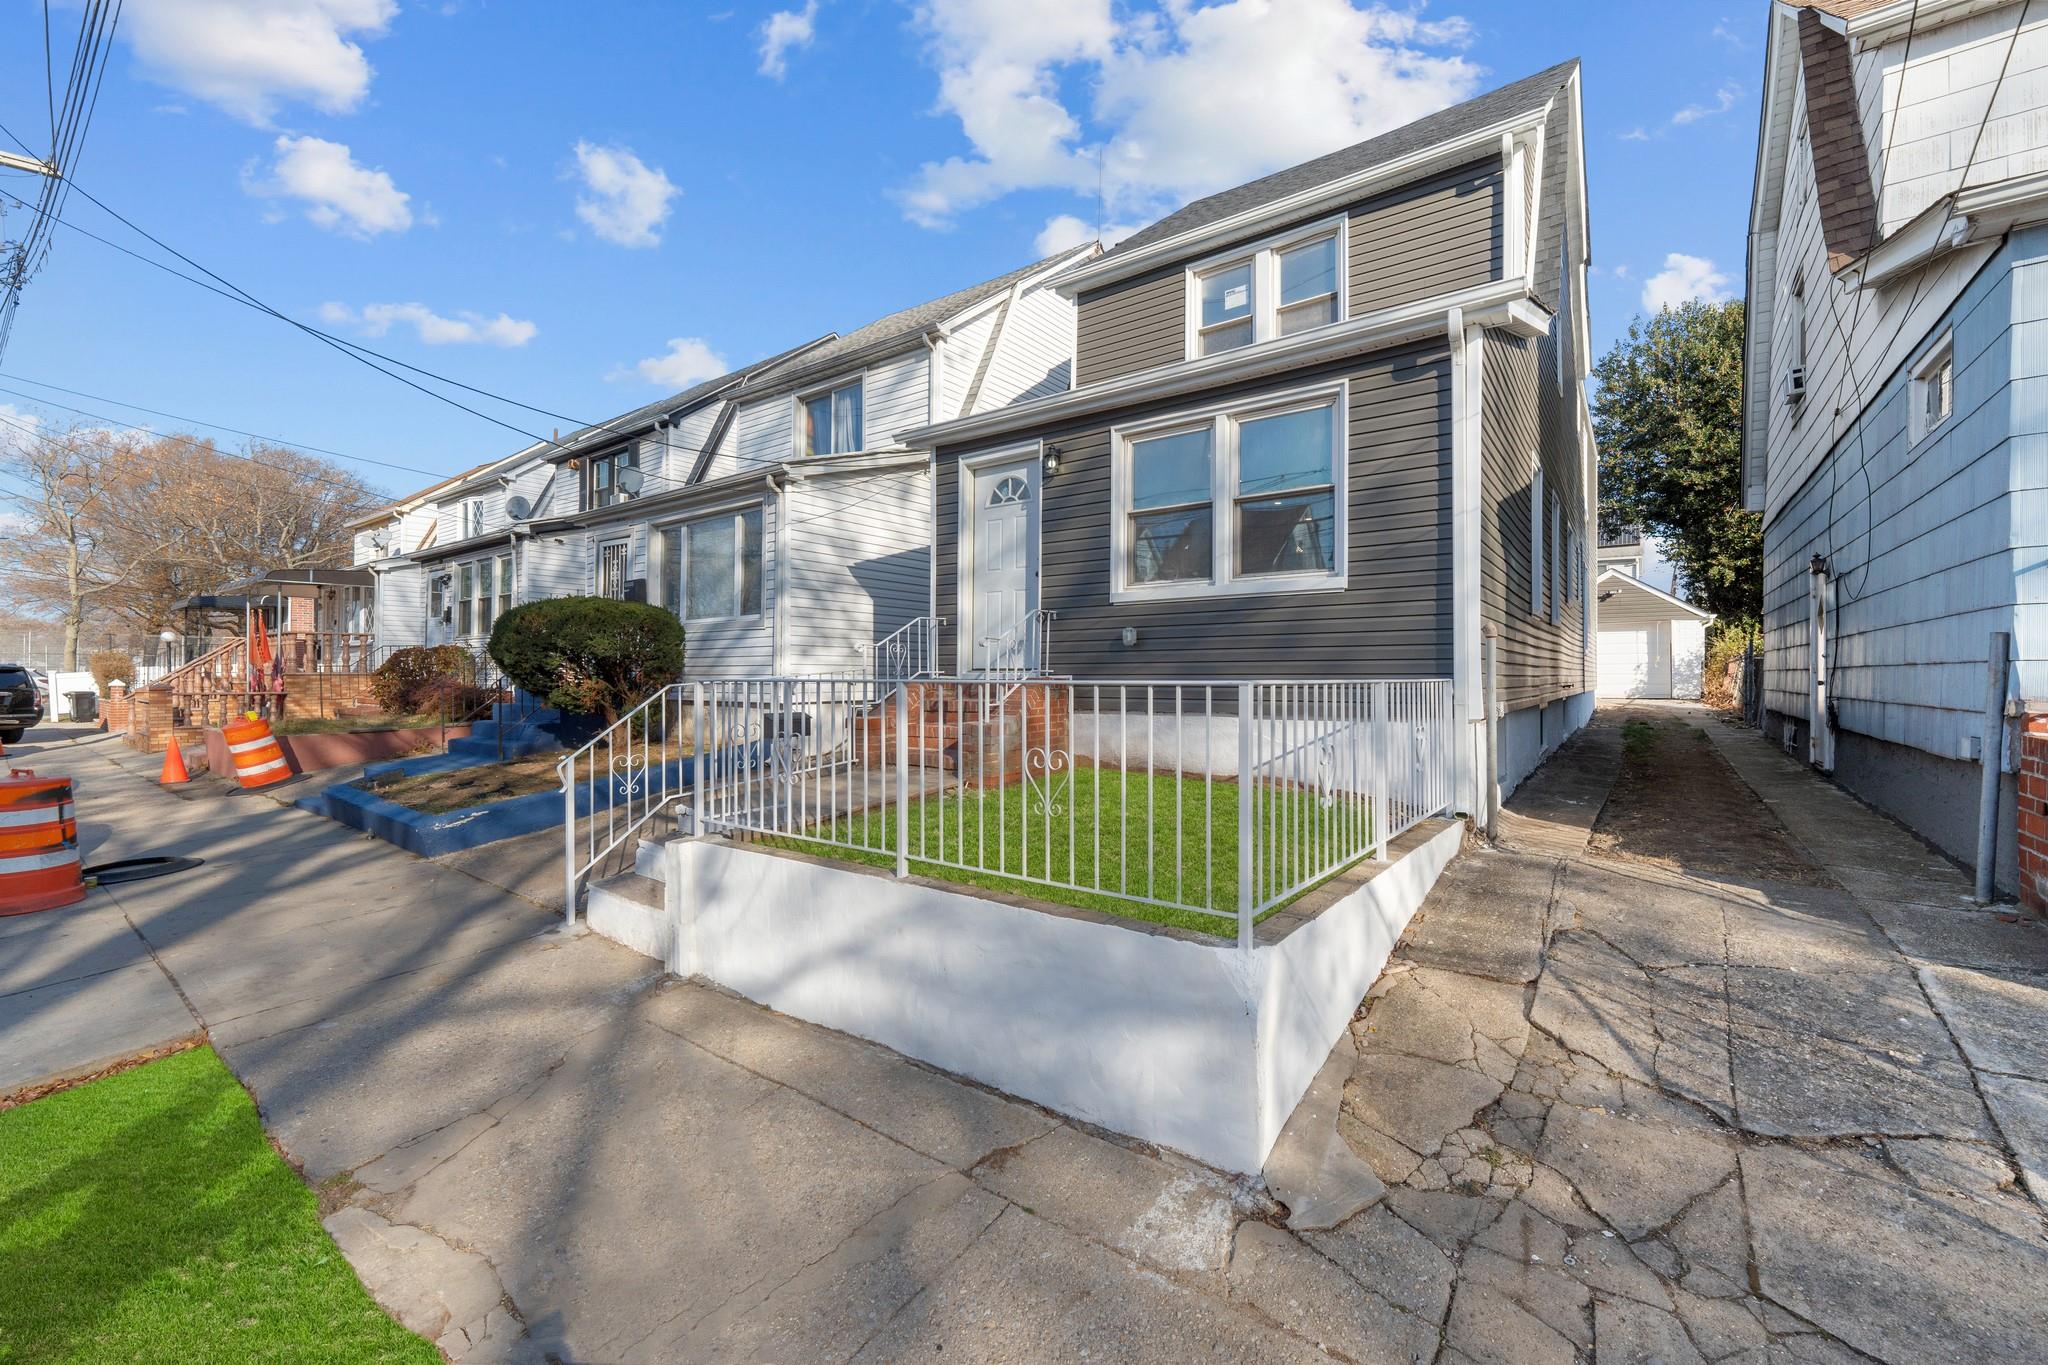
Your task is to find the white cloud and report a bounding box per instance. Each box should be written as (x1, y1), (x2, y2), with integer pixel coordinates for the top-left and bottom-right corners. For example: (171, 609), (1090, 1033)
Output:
(1711, 18), (1745, 46)
(1619, 127), (1649, 142)
(1032, 213), (1140, 256)
(246, 135), (413, 237)
(570, 142), (679, 248)
(900, 0), (1481, 229)
(759, 0), (820, 79)
(318, 301), (537, 347)
(631, 337), (728, 388)
(1642, 253), (1732, 314)
(1672, 83), (1742, 125)
(123, 0), (396, 125)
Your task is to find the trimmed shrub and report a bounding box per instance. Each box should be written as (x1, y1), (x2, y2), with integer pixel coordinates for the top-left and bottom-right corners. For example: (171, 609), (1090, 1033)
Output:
(88, 650), (135, 693)
(488, 597), (683, 723)
(372, 645), (473, 714)
(414, 676), (496, 721)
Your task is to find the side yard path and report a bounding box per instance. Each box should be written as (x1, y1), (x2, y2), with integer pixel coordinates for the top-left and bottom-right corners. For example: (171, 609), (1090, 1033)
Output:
(1332, 703), (2048, 1364)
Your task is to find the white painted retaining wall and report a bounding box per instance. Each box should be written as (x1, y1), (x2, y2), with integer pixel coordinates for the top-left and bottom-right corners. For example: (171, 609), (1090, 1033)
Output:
(626, 820), (1462, 1173)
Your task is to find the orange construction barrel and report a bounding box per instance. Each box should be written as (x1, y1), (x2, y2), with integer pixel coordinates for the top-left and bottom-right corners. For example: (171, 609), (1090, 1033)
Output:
(221, 716), (292, 789)
(1, 770), (84, 916)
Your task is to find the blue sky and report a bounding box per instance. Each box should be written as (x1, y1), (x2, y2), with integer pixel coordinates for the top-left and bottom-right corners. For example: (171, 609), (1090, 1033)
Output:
(0, 0), (1762, 500)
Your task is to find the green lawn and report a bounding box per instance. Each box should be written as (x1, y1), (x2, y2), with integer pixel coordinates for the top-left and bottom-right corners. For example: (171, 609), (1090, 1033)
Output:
(764, 766), (1371, 937)
(0, 1047), (436, 1364)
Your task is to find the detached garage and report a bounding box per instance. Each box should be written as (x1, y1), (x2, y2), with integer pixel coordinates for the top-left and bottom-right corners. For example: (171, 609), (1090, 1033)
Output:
(1596, 569), (1714, 700)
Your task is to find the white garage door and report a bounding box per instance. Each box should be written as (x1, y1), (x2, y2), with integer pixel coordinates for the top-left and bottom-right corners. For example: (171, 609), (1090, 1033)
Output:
(1599, 623), (1672, 698)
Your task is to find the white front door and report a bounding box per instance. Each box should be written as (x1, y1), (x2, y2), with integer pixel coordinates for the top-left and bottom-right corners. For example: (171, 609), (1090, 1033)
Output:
(968, 459), (1037, 671)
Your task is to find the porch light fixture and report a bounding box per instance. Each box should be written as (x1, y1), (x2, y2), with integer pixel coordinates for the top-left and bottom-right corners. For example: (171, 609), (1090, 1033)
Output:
(1043, 445), (1063, 477)
(1809, 553), (1829, 576)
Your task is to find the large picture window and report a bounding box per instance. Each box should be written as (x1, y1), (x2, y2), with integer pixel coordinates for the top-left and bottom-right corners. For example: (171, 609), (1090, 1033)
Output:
(450, 551), (515, 638)
(1114, 386), (1346, 600)
(659, 506), (764, 623)
(1187, 219), (1346, 359)
(798, 379), (863, 458)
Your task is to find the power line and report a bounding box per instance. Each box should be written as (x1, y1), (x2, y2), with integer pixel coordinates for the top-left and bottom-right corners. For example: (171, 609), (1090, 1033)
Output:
(0, 371), (385, 469)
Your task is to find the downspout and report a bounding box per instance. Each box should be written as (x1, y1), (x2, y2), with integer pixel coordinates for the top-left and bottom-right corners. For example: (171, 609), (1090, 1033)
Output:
(1449, 306), (1487, 819)
(767, 472), (788, 674)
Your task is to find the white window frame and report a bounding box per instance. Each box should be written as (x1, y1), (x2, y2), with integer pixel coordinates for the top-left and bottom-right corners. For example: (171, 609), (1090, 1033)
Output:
(1549, 492), (1563, 625)
(597, 537), (632, 601)
(656, 500), (766, 626)
(1910, 331), (1955, 446)
(792, 375), (867, 459)
(459, 497), (485, 540)
(584, 446), (638, 510)
(1109, 379), (1349, 604)
(1528, 456), (1545, 618)
(1182, 214), (1349, 361)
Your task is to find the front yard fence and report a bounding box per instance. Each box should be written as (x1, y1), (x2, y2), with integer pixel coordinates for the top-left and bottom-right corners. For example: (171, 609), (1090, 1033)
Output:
(564, 674), (1455, 947)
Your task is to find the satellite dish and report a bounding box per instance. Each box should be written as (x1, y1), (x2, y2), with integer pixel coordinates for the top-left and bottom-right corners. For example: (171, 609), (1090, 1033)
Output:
(505, 493), (533, 521)
(617, 466), (646, 498)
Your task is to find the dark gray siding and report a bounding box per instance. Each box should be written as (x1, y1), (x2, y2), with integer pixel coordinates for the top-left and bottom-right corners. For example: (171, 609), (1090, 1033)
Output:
(1479, 324), (1588, 714)
(1073, 160), (1502, 388)
(1075, 265), (1184, 387)
(1350, 160), (1503, 314)
(936, 340), (1452, 681)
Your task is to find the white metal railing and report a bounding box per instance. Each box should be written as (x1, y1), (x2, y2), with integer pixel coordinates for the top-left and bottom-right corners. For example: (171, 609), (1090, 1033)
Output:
(857, 616), (944, 683)
(976, 609), (1054, 680)
(672, 674), (1455, 949)
(558, 684), (700, 923)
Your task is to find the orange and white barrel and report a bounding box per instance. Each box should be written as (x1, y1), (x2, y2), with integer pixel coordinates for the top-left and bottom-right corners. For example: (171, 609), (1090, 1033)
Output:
(221, 716), (292, 789)
(0, 771), (84, 916)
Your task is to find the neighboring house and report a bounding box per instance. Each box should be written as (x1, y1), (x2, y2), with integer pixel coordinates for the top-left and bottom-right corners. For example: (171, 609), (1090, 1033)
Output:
(1595, 570), (1712, 700)
(905, 61), (1596, 811)
(1594, 532), (1713, 700)
(361, 245), (1095, 679)
(1742, 0), (2048, 891)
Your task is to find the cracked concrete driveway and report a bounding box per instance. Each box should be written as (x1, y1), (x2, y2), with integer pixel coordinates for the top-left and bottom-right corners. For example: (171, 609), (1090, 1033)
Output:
(9, 707), (2048, 1364)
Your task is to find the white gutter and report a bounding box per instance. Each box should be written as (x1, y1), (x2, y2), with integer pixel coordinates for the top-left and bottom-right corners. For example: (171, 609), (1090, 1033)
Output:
(1052, 110), (1550, 297)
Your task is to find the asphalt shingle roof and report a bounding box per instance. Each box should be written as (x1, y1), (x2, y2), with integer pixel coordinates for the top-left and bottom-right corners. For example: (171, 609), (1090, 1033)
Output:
(1100, 59), (1580, 262)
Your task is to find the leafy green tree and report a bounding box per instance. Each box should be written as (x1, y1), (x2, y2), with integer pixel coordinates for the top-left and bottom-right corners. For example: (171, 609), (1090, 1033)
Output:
(1592, 299), (1760, 629)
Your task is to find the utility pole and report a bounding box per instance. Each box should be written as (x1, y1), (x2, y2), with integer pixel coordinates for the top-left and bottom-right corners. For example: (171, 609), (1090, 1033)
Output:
(0, 151), (58, 178)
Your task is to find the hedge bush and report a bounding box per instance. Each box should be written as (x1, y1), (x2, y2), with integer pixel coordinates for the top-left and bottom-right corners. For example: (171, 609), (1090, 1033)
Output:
(488, 597), (683, 723)
(371, 645), (474, 714)
(88, 650), (135, 693)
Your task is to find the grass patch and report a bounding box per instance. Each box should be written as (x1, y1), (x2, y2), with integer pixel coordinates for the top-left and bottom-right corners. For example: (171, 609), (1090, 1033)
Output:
(368, 749), (569, 813)
(273, 712), (442, 736)
(761, 766), (1369, 937)
(1621, 719), (1659, 759)
(0, 1046), (436, 1364)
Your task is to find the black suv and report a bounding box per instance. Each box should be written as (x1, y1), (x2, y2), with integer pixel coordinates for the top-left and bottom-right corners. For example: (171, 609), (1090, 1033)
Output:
(0, 665), (41, 742)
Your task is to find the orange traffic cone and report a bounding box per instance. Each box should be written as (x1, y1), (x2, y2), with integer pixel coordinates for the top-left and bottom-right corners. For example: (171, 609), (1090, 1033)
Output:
(159, 741), (191, 786)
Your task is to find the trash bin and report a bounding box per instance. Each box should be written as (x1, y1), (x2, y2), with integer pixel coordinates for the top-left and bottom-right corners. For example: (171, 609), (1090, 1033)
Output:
(67, 691), (97, 723)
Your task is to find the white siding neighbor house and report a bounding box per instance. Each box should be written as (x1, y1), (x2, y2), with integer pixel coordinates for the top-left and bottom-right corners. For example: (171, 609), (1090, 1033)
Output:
(1742, 0), (2048, 892)
(359, 245), (1096, 680)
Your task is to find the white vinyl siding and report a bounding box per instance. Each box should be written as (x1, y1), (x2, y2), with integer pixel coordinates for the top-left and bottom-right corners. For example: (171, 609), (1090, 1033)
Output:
(373, 565), (427, 650)
(524, 532), (586, 600)
(940, 305), (1001, 420)
(674, 497), (779, 677)
(782, 465), (934, 675)
(865, 347), (931, 445)
(976, 281), (1078, 411)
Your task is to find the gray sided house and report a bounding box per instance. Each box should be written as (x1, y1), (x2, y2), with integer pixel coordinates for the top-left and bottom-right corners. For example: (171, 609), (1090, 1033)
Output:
(363, 245), (1095, 680)
(907, 61), (1596, 815)
(1742, 0), (2048, 894)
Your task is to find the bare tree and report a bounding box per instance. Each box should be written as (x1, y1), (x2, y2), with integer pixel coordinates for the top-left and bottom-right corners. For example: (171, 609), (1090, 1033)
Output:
(1, 424), (385, 665)
(0, 424), (173, 669)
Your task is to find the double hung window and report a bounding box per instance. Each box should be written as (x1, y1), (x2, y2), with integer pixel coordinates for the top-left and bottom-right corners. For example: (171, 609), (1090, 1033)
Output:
(799, 380), (863, 457)
(1188, 221), (1345, 359)
(1115, 386), (1345, 599)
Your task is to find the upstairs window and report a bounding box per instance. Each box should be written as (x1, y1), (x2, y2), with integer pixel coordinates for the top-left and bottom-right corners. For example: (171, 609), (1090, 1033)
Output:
(799, 379), (863, 457)
(460, 498), (485, 539)
(1187, 219), (1346, 360)
(585, 447), (638, 510)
